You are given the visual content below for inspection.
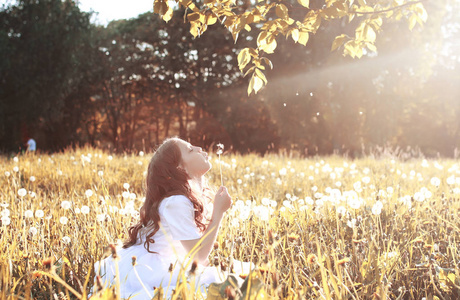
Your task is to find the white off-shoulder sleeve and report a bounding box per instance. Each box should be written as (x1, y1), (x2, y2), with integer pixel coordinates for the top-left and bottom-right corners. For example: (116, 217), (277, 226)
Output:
(160, 195), (202, 240)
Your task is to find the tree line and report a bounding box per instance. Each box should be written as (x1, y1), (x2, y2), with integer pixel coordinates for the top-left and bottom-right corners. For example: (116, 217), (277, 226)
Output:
(1, 0), (459, 156)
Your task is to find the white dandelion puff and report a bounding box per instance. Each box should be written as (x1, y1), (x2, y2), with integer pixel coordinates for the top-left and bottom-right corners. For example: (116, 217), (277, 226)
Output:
(123, 183), (130, 190)
(29, 227), (38, 236)
(62, 236), (71, 244)
(61, 201), (71, 210)
(18, 188), (27, 197)
(1, 209), (10, 217)
(430, 177), (441, 187)
(60, 216), (68, 225)
(85, 189), (93, 198)
(24, 210), (34, 218)
(35, 210), (44, 218)
(1, 216), (11, 226)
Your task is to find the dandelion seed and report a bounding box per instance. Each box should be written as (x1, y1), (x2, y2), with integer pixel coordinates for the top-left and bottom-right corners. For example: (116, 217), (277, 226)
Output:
(108, 155), (113, 161)
(18, 188), (27, 197)
(29, 176), (36, 182)
(123, 183), (130, 190)
(24, 210), (34, 218)
(13, 156), (18, 162)
(61, 201), (71, 210)
(5, 171), (10, 177)
(414, 192), (425, 202)
(62, 236), (71, 244)
(139, 151), (144, 157)
(372, 203), (382, 215)
(85, 189), (93, 198)
(97, 214), (106, 222)
(261, 198), (271, 206)
(35, 210), (44, 218)
(60, 216), (68, 225)
(28, 226), (38, 237)
(430, 177), (441, 187)
(347, 218), (356, 228)
(279, 168), (287, 176)
(1, 216), (11, 226)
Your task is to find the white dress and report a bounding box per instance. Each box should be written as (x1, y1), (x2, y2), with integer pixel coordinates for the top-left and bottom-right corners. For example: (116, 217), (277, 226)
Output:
(94, 195), (251, 299)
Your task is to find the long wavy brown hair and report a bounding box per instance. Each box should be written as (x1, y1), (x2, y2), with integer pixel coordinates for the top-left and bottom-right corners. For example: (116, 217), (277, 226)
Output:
(123, 137), (208, 253)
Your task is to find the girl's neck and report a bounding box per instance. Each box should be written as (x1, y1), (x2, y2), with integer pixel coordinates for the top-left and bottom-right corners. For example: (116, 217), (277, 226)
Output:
(190, 176), (204, 194)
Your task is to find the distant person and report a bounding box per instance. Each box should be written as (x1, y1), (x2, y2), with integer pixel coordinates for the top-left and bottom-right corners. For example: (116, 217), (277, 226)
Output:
(92, 137), (252, 299)
(26, 138), (36, 151)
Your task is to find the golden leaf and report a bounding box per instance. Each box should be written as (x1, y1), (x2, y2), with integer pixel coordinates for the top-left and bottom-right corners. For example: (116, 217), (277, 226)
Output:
(255, 68), (267, 85)
(290, 28), (299, 43)
(298, 31), (309, 46)
(163, 7), (174, 22)
(331, 34), (347, 51)
(297, 0), (309, 8)
(237, 48), (251, 71)
(275, 4), (289, 20)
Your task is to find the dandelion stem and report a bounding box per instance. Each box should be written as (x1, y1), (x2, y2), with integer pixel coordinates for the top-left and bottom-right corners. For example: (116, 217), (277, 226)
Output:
(132, 265), (152, 299)
(219, 153), (223, 186)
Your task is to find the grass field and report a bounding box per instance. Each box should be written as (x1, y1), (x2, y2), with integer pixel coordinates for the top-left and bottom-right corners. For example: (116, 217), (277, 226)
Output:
(1, 148), (460, 299)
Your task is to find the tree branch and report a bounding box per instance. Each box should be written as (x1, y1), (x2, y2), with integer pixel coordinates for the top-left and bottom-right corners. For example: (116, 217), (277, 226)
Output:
(349, 0), (425, 15)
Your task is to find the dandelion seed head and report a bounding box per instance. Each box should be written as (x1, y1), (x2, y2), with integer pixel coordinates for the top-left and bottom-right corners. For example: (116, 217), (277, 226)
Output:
(29, 176), (36, 182)
(18, 188), (27, 197)
(1, 216), (11, 226)
(5, 171), (10, 177)
(123, 183), (130, 190)
(24, 210), (34, 218)
(61, 201), (71, 210)
(35, 210), (44, 218)
(62, 236), (71, 244)
(430, 177), (441, 187)
(13, 156), (18, 162)
(85, 189), (93, 198)
(60, 216), (68, 225)
(1, 209), (10, 217)
(29, 227), (38, 236)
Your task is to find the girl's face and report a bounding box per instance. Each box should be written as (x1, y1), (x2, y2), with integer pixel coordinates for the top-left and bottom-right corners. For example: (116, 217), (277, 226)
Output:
(177, 140), (211, 178)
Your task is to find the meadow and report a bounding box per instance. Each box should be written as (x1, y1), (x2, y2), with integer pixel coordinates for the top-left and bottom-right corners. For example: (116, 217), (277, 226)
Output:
(1, 148), (460, 299)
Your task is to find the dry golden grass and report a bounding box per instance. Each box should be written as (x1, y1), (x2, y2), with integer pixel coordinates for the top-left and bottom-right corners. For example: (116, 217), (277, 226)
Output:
(1, 148), (460, 299)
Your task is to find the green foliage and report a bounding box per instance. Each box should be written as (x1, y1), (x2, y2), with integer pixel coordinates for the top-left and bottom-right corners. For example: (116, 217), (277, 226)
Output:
(0, 0), (100, 150)
(153, 0), (428, 94)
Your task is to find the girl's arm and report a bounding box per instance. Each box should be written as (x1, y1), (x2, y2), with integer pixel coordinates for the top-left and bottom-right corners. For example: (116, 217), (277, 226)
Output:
(180, 186), (232, 265)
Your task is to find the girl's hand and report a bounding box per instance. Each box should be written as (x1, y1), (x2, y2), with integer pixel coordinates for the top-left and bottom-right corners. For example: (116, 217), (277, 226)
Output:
(213, 186), (232, 216)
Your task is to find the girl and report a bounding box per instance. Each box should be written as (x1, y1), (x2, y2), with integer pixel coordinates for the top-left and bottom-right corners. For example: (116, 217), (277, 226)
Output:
(94, 138), (250, 299)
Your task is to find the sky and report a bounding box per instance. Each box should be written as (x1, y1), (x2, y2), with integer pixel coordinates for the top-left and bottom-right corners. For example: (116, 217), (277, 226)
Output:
(0, 0), (153, 25)
(76, 0), (153, 25)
